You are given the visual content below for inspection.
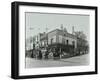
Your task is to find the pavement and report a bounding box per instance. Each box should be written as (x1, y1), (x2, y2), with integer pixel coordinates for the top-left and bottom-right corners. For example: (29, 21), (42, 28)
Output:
(25, 54), (89, 68)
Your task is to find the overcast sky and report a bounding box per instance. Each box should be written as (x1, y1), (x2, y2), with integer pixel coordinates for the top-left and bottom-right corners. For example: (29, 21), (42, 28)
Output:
(25, 12), (89, 40)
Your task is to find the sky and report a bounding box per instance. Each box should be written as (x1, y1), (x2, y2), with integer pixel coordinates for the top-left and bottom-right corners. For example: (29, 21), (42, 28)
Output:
(25, 12), (89, 40)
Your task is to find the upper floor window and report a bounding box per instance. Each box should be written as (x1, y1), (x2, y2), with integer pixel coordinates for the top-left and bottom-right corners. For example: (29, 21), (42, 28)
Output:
(64, 34), (66, 36)
(51, 38), (53, 44)
(62, 38), (65, 44)
(72, 41), (75, 48)
(66, 40), (69, 45)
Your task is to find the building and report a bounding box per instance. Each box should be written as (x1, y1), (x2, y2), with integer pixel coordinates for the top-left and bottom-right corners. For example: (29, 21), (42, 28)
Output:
(47, 29), (77, 48)
(26, 26), (89, 58)
(38, 28), (77, 55)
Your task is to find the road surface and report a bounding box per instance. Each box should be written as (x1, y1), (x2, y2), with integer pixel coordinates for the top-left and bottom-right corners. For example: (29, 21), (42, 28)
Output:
(25, 54), (89, 68)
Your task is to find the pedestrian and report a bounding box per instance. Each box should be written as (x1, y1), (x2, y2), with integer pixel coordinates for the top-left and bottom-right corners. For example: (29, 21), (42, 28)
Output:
(45, 48), (49, 59)
(39, 49), (42, 59)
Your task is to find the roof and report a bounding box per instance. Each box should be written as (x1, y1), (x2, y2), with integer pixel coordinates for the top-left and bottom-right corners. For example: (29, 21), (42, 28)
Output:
(47, 29), (77, 39)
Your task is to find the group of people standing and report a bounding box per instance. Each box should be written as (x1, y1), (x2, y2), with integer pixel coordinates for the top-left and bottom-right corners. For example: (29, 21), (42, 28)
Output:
(31, 47), (61, 60)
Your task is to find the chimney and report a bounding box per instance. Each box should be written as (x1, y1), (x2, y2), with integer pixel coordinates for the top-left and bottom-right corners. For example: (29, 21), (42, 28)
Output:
(61, 24), (63, 30)
(43, 32), (46, 34)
